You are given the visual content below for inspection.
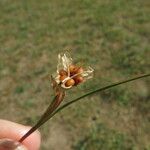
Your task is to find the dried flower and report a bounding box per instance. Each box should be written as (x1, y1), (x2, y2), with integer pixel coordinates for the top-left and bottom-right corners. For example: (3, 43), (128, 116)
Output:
(54, 52), (94, 89)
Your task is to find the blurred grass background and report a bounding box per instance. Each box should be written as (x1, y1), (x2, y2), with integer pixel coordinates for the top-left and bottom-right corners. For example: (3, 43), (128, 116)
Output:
(0, 0), (150, 149)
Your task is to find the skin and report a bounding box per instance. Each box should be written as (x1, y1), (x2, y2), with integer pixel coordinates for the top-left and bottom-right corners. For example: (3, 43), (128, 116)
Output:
(0, 119), (41, 150)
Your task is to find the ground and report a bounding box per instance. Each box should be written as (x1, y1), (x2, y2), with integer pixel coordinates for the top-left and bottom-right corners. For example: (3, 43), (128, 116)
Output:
(0, 0), (150, 149)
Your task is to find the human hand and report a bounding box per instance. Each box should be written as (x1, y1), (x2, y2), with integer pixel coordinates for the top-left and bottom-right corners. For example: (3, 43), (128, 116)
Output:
(0, 119), (41, 150)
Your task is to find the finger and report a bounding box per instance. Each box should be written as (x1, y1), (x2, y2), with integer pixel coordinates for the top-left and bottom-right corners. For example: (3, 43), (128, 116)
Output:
(0, 119), (41, 150)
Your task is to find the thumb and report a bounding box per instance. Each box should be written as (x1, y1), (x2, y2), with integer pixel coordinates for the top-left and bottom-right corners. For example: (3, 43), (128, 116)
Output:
(0, 119), (41, 150)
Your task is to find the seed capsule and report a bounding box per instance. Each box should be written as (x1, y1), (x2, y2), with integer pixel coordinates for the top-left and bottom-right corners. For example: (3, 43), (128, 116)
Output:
(69, 65), (78, 75)
(60, 75), (67, 81)
(65, 79), (75, 87)
(76, 67), (84, 74)
(74, 75), (84, 85)
(59, 69), (68, 76)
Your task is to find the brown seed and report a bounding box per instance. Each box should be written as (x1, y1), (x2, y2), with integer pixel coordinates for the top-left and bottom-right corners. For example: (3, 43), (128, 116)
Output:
(76, 67), (84, 74)
(74, 75), (84, 85)
(59, 69), (68, 76)
(65, 79), (75, 87)
(69, 65), (78, 75)
(60, 75), (67, 81)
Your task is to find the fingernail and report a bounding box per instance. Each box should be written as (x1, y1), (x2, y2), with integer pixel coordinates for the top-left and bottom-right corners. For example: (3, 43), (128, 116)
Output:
(0, 139), (27, 150)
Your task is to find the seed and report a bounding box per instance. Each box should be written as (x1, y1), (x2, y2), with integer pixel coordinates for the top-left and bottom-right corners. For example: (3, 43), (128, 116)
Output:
(65, 79), (75, 87)
(60, 75), (67, 81)
(76, 67), (84, 74)
(74, 75), (84, 85)
(69, 65), (78, 74)
(59, 69), (68, 76)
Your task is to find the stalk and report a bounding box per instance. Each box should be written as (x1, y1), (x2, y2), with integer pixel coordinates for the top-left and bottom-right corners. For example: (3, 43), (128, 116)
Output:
(19, 73), (150, 142)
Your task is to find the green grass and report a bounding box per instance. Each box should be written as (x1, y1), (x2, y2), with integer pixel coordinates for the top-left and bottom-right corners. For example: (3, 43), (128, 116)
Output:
(73, 123), (135, 150)
(0, 0), (149, 149)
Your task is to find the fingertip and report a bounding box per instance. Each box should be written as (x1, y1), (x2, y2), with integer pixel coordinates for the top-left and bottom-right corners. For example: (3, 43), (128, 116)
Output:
(0, 119), (41, 150)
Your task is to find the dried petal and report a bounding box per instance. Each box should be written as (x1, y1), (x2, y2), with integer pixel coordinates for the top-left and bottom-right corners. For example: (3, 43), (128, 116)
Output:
(81, 66), (94, 80)
(57, 52), (72, 74)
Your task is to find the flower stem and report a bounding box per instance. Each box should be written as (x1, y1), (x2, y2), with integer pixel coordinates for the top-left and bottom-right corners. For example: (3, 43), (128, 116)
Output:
(19, 73), (150, 143)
